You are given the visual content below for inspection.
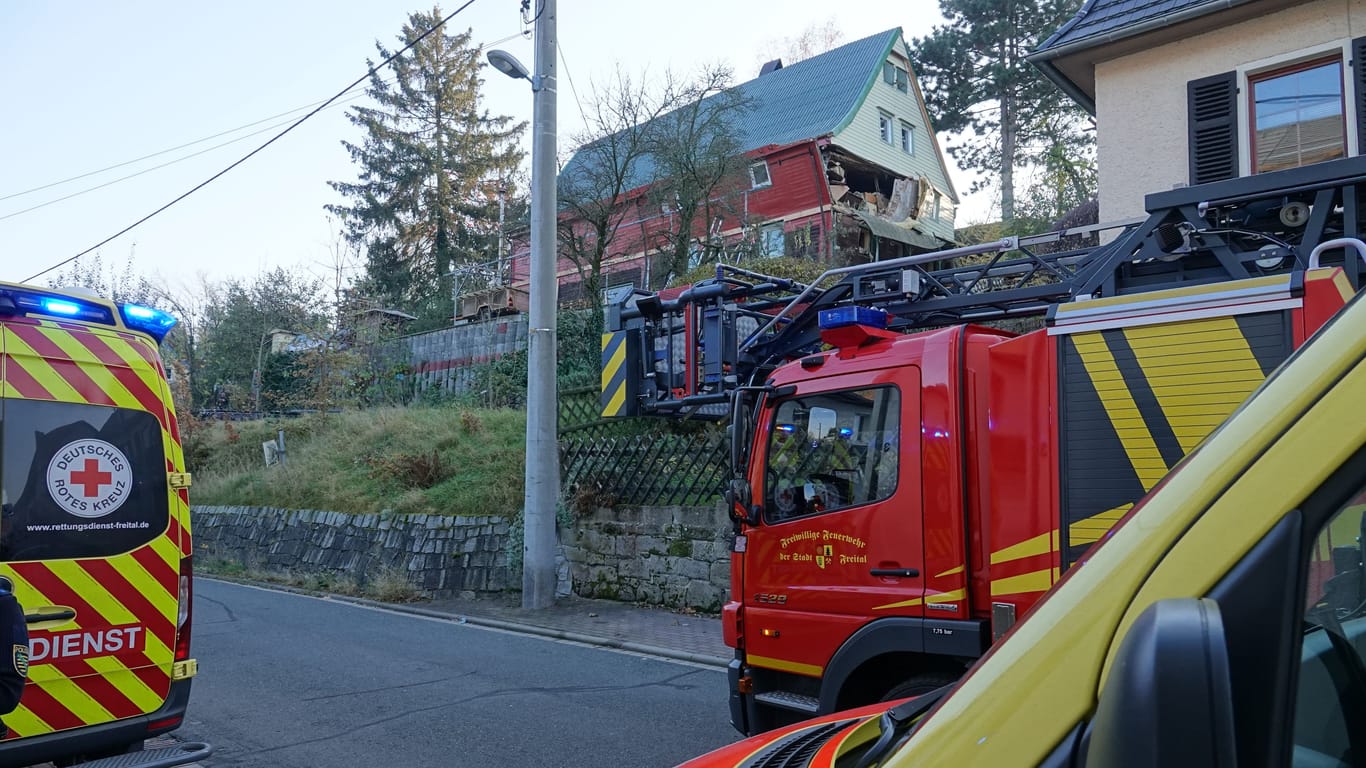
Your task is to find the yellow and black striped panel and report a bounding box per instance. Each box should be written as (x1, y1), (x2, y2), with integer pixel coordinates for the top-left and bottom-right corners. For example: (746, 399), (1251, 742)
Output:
(1059, 310), (1290, 565)
(600, 330), (640, 418)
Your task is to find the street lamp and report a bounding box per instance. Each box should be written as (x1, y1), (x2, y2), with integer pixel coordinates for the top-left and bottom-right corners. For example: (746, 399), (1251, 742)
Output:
(487, 1), (558, 610)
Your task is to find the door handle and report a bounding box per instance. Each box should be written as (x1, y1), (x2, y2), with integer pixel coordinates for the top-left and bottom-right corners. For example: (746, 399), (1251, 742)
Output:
(869, 568), (919, 578)
(25, 607), (76, 626)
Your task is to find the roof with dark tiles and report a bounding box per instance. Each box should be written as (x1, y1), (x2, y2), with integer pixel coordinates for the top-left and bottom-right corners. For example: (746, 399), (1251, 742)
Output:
(1037, 0), (1221, 54)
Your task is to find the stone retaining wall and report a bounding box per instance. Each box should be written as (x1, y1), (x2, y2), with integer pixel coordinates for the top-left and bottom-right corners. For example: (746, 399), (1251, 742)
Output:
(193, 506), (514, 597)
(193, 503), (733, 611)
(562, 505), (732, 612)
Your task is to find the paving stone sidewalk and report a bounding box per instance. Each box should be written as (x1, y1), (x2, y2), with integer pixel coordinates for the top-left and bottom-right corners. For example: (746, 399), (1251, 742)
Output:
(409, 592), (731, 667)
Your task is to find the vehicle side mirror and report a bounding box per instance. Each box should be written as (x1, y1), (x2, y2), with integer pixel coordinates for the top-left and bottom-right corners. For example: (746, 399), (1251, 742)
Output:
(1085, 598), (1236, 768)
(724, 478), (756, 526)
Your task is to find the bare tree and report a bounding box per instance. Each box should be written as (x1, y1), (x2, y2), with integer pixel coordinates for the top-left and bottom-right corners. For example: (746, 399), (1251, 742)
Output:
(759, 18), (844, 66)
(557, 68), (674, 310)
(644, 65), (756, 287)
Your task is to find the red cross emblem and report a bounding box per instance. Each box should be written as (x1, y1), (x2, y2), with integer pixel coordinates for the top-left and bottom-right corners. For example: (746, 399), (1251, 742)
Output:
(69, 458), (112, 498)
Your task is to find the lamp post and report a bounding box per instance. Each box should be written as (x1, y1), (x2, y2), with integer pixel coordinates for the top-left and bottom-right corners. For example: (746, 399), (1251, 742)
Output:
(488, 0), (558, 610)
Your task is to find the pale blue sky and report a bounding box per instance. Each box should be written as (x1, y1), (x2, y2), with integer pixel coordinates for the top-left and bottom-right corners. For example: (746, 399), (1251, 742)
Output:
(0, 1), (971, 291)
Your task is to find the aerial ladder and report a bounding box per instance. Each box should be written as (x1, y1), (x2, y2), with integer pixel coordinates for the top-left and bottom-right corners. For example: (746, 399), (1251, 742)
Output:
(601, 155), (1366, 420)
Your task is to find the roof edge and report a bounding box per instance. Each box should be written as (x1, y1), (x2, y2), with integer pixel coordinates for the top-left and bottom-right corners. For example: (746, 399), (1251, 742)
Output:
(830, 29), (901, 136)
(1028, 0), (1257, 62)
(1031, 58), (1097, 116)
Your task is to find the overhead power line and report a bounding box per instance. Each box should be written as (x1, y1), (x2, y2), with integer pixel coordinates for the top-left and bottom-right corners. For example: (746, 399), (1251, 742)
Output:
(23, 0), (482, 283)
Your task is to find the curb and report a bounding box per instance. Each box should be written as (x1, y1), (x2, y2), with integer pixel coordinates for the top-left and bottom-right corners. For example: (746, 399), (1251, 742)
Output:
(201, 576), (730, 669)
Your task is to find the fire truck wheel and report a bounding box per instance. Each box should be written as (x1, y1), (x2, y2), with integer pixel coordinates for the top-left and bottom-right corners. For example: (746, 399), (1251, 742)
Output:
(880, 673), (958, 703)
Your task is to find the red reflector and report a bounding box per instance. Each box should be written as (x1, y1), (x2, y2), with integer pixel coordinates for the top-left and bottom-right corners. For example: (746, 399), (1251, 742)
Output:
(147, 715), (183, 732)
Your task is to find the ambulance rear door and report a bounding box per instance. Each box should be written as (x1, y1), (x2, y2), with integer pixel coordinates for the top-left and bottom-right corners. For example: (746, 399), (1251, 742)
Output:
(0, 319), (180, 739)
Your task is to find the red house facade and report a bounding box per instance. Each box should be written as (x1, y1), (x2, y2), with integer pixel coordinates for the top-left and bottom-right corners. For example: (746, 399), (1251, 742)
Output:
(507, 28), (960, 306)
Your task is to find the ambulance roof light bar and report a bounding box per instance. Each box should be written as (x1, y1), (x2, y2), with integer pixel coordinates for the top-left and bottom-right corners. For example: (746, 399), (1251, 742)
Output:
(119, 304), (178, 343)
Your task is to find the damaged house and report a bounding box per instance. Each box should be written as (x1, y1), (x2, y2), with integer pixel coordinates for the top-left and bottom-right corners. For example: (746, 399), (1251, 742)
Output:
(507, 27), (960, 301)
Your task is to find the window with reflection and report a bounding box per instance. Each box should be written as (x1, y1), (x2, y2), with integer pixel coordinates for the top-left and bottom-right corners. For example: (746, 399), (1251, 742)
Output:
(764, 386), (900, 522)
(1250, 57), (1346, 174)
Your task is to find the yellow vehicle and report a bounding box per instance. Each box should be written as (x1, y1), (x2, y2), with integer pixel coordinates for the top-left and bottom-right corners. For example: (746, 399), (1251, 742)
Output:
(0, 283), (206, 766)
(680, 267), (1366, 767)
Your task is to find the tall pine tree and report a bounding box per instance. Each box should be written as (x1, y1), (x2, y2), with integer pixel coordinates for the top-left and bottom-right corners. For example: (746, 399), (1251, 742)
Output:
(328, 8), (525, 323)
(913, 0), (1091, 228)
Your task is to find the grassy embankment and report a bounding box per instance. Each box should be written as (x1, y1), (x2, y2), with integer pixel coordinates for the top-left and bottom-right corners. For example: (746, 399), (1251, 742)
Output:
(187, 407), (527, 598)
(187, 406), (527, 516)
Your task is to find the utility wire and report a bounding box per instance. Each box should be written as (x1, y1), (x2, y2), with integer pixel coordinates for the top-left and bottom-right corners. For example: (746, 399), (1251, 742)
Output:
(1, 92), (371, 220)
(0, 86), (371, 203)
(23, 0), (481, 283)
(557, 41), (588, 128)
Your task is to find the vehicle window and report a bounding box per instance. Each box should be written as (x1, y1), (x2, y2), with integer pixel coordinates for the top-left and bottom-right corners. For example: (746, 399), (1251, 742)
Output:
(764, 386), (899, 522)
(0, 399), (168, 561)
(1294, 483), (1366, 765)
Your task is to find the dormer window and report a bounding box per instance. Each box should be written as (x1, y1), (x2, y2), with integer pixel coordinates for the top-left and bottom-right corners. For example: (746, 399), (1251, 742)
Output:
(749, 161), (772, 189)
(882, 62), (909, 93)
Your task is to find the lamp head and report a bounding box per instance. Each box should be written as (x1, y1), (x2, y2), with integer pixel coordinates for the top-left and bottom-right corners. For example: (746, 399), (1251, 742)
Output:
(486, 49), (531, 81)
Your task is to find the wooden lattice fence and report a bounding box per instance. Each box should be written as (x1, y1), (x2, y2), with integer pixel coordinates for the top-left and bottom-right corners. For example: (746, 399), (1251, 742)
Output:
(560, 432), (728, 508)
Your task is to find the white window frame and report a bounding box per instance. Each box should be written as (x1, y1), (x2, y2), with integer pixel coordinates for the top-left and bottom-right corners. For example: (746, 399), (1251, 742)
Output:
(761, 224), (785, 257)
(1235, 40), (1357, 176)
(899, 121), (914, 154)
(879, 111), (895, 145)
(749, 161), (772, 189)
(882, 62), (909, 93)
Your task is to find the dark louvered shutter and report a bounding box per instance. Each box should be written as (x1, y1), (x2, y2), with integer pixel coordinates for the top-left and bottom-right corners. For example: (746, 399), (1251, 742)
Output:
(1188, 72), (1239, 184)
(1353, 37), (1366, 154)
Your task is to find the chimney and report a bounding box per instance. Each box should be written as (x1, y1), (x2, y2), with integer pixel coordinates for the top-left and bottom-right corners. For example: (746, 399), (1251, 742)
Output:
(759, 59), (783, 76)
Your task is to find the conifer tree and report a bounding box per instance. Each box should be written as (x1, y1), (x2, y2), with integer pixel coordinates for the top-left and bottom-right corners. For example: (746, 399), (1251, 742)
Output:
(328, 8), (526, 323)
(913, 0), (1092, 227)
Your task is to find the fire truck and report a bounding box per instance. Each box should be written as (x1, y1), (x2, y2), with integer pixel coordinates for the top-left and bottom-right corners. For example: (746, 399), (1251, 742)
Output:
(599, 156), (1366, 736)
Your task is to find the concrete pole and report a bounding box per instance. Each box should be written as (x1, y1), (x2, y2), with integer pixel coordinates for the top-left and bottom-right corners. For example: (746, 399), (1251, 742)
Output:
(522, 0), (558, 609)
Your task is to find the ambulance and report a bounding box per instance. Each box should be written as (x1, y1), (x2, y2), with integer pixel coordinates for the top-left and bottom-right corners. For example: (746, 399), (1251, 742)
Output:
(0, 282), (201, 766)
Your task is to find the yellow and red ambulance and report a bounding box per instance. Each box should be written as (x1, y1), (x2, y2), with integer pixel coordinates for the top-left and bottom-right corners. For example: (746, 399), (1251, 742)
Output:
(0, 282), (199, 765)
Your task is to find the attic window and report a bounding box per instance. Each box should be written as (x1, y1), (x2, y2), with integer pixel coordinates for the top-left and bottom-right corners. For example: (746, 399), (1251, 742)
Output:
(749, 161), (772, 189)
(879, 111), (895, 145)
(883, 62), (909, 93)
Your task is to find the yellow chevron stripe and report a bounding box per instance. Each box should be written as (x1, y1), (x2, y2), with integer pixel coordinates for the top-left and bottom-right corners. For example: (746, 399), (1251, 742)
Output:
(46, 563), (173, 661)
(42, 330), (146, 410)
(600, 333), (625, 392)
(4, 332), (84, 402)
(991, 569), (1053, 597)
(32, 676), (115, 727)
(113, 557), (177, 621)
(1069, 504), (1132, 545)
(990, 531), (1052, 565)
(746, 653), (823, 677)
(1125, 318), (1263, 453)
(4, 704), (50, 736)
(87, 655), (163, 712)
(1071, 332), (1168, 490)
(934, 566), (964, 578)
(926, 588), (966, 604)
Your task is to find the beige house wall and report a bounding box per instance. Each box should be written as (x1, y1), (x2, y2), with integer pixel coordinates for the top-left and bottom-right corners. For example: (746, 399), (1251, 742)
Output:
(1095, 0), (1366, 223)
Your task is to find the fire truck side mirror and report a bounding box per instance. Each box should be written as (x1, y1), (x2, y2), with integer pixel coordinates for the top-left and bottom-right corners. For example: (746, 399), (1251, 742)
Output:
(725, 478), (754, 525)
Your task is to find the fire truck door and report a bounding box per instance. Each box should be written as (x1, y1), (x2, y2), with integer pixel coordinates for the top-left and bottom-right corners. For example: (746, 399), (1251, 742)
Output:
(743, 372), (924, 676)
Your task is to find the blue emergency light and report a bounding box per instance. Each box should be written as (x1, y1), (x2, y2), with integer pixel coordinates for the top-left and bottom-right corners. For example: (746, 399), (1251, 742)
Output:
(818, 306), (888, 330)
(0, 286), (177, 342)
(119, 303), (178, 342)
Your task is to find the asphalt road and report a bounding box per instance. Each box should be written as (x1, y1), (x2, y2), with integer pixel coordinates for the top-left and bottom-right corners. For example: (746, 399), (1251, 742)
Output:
(176, 580), (740, 768)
